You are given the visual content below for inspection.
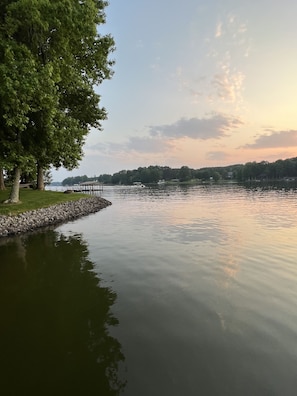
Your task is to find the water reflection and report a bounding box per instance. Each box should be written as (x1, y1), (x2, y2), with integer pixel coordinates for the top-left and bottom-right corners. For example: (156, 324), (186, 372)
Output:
(0, 231), (126, 395)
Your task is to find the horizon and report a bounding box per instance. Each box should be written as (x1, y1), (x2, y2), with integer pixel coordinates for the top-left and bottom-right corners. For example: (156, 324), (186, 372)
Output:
(52, 0), (297, 182)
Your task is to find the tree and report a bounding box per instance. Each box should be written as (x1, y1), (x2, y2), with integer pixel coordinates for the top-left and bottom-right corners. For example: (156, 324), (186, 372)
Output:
(0, 167), (5, 190)
(212, 171), (221, 182)
(147, 166), (161, 183)
(0, 34), (39, 202)
(62, 175), (89, 186)
(0, 0), (114, 199)
(36, 0), (114, 189)
(179, 166), (192, 182)
(98, 174), (112, 184)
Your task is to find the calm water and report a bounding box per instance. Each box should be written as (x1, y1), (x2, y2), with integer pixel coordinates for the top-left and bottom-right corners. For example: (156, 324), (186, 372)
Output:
(1, 184), (297, 395)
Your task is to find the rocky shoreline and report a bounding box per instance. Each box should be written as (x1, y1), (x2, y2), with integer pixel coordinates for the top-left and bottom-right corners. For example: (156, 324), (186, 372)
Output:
(0, 196), (111, 238)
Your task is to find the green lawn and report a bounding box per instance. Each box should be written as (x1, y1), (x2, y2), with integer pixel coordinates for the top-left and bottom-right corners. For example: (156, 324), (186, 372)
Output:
(0, 188), (87, 216)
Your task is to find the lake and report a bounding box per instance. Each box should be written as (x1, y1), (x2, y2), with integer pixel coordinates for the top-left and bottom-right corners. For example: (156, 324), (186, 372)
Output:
(1, 183), (297, 395)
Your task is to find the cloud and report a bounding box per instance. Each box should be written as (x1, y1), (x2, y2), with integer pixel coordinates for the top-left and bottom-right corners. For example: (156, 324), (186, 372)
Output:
(86, 136), (173, 155)
(215, 21), (223, 38)
(208, 14), (249, 99)
(214, 15), (247, 41)
(85, 141), (123, 155)
(173, 54), (245, 107)
(150, 56), (161, 71)
(148, 113), (243, 140)
(126, 136), (173, 152)
(212, 69), (245, 102)
(171, 67), (207, 103)
(86, 113), (244, 161)
(206, 151), (229, 161)
(243, 130), (297, 149)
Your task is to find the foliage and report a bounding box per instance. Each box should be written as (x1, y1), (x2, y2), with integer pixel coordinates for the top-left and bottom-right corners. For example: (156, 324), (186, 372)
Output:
(97, 173), (112, 184)
(62, 175), (90, 186)
(179, 166), (192, 182)
(0, 33), (38, 172)
(0, 0), (115, 199)
(43, 169), (53, 186)
(237, 158), (297, 181)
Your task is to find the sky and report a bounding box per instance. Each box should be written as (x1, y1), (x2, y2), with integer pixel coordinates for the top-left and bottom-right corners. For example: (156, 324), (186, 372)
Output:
(52, 0), (297, 181)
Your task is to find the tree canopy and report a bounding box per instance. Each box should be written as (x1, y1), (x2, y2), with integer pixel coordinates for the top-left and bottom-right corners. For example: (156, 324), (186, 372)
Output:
(0, 0), (114, 201)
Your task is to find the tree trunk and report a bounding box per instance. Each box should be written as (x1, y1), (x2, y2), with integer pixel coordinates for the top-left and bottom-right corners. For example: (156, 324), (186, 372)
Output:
(0, 167), (5, 190)
(5, 167), (21, 203)
(37, 163), (45, 190)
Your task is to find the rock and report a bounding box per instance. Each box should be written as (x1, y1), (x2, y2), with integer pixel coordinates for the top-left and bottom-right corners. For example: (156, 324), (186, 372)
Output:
(0, 196), (111, 238)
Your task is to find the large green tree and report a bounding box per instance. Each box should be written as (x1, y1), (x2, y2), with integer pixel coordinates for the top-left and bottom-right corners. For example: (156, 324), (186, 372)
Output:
(0, 35), (39, 201)
(0, 168), (5, 190)
(0, 0), (114, 200)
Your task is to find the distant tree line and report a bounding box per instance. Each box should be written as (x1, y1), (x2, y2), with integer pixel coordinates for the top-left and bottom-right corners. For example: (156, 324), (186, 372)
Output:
(62, 175), (90, 186)
(237, 158), (297, 181)
(62, 157), (297, 186)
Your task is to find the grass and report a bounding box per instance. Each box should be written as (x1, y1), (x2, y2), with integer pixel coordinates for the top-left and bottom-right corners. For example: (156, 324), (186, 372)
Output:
(0, 188), (87, 216)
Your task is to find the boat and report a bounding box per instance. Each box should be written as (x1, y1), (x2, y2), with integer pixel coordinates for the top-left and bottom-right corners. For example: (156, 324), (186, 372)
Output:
(132, 181), (146, 188)
(157, 179), (165, 185)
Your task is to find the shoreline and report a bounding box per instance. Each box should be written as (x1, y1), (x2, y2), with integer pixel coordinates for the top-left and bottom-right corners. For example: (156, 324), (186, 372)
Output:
(0, 196), (111, 238)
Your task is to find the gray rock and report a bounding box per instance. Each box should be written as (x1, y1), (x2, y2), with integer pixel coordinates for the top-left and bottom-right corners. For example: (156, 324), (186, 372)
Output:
(0, 196), (111, 238)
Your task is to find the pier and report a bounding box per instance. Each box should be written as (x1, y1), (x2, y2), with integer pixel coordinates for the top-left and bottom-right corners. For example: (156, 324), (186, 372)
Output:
(71, 181), (103, 193)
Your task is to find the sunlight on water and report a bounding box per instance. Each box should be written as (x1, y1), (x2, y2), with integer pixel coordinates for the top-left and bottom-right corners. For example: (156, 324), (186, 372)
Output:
(1, 184), (297, 395)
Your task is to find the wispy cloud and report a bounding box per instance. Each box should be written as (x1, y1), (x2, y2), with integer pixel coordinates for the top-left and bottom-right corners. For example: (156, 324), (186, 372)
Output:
(85, 141), (123, 155)
(215, 21), (223, 38)
(174, 12), (248, 108)
(150, 56), (161, 71)
(206, 151), (229, 161)
(209, 14), (249, 103)
(214, 15), (247, 40)
(149, 113), (243, 140)
(126, 136), (172, 152)
(243, 130), (297, 149)
(172, 67), (207, 103)
(212, 67), (245, 102)
(86, 136), (173, 155)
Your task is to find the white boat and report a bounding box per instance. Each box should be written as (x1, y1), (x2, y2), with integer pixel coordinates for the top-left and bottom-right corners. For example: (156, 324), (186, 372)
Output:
(132, 182), (146, 188)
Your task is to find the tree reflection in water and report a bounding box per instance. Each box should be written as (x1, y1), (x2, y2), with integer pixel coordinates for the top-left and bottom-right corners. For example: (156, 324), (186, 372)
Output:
(0, 231), (126, 395)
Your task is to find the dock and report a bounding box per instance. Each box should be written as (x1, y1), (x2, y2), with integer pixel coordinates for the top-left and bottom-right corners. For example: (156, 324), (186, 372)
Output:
(71, 181), (103, 193)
